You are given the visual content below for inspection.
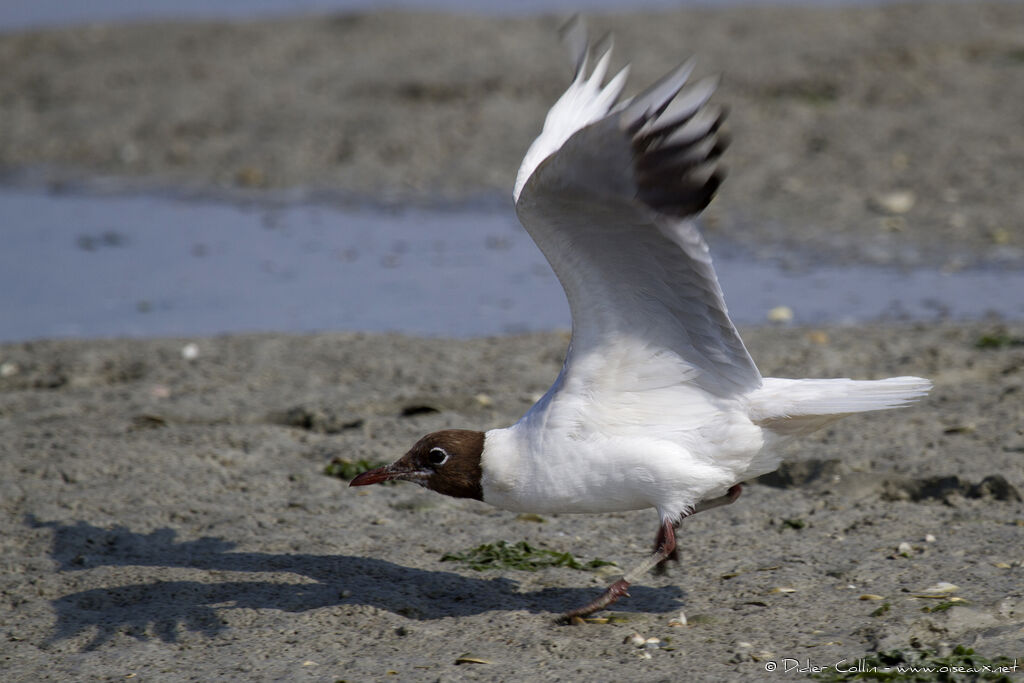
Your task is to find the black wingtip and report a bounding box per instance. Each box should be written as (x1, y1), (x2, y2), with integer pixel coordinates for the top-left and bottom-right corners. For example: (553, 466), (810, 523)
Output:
(620, 64), (729, 219)
(634, 131), (729, 218)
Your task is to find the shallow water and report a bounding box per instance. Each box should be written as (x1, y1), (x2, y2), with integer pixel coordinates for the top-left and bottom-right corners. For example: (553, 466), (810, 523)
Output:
(2, 186), (1021, 342)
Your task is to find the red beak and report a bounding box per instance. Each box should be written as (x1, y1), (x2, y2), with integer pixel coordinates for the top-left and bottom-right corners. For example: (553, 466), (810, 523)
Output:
(349, 462), (420, 487)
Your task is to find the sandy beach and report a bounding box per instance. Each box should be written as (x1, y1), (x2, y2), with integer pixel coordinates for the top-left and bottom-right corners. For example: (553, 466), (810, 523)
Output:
(1, 3), (1022, 681)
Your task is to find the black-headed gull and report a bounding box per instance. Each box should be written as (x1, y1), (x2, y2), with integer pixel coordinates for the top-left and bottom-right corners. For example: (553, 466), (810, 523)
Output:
(351, 20), (931, 621)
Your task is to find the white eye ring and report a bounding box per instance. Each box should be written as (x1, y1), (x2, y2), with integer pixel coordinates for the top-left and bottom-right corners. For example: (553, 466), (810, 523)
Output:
(428, 447), (449, 466)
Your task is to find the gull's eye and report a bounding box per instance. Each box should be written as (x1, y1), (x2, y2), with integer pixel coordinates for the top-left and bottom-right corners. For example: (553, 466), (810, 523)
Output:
(428, 447), (449, 467)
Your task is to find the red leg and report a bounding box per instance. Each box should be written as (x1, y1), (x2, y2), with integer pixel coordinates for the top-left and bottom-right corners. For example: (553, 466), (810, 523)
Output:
(558, 520), (676, 622)
(558, 578), (632, 623)
(693, 484), (743, 514)
(654, 484), (743, 574)
(562, 484), (745, 620)
(652, 523), (680, 574)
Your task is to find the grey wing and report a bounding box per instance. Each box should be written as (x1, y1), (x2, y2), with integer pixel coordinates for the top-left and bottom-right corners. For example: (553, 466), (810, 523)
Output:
(514, 32), (761, 397)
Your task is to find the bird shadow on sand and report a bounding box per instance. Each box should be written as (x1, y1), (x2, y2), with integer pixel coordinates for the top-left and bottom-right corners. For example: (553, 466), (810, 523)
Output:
(27, 515), (684, 651)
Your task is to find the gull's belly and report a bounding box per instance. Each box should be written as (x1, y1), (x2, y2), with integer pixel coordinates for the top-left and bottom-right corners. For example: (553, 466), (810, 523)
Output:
(481, 431), (749, 520)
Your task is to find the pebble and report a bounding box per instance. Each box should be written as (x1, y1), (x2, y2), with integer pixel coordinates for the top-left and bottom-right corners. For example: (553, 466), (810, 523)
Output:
(0, 361), (20, 377)
(149, 384), (171, 398)
(515, 513), (546, 523)
(924, 534), (937, 543)
(869, 190), (916, 215)
(181, 343), (200, 361)
(859, 594), (885, 601)
(897, 541), (913, 556)
(767, 305), (794, 324)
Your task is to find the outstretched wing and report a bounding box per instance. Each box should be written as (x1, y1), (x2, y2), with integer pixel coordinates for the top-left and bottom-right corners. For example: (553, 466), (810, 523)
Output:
(514, 20), (760, 397)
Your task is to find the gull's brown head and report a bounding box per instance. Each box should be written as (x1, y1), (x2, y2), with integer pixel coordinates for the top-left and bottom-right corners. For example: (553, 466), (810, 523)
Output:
(349, 429), (485, 501)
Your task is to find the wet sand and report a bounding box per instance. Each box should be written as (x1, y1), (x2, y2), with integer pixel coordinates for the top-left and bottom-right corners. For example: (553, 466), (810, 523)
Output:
(1, 3), (1023, 681)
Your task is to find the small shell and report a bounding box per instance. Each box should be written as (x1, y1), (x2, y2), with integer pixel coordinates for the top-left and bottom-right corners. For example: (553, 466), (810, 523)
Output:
(915, 583), (961, 599)
(771, 587), (797, 594)
(767, 306), (794, 324)
(625, 633), (646, 647)
(869, 190), (916, 215)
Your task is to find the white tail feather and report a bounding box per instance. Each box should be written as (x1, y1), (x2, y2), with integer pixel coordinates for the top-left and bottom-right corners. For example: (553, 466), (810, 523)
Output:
(748, 376), (932, 437)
